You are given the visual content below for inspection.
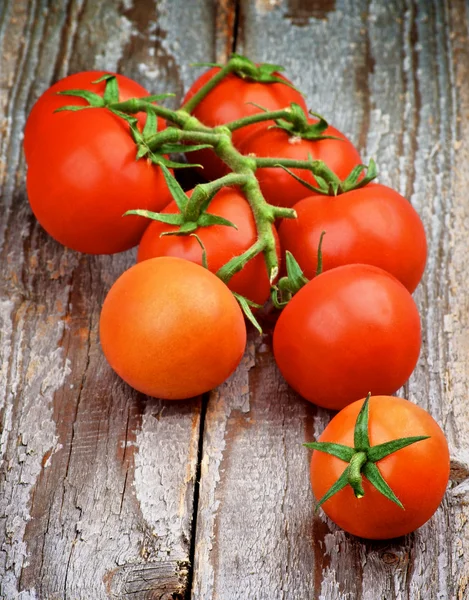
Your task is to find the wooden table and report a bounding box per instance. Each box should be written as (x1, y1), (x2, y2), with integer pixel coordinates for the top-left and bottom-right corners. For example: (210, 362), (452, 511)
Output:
(1, 1), (468, 598)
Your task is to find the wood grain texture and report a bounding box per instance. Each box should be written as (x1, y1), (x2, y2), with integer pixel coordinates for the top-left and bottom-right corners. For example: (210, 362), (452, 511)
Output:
(190, 0), (469, 598)
(0, 1), (220, 598)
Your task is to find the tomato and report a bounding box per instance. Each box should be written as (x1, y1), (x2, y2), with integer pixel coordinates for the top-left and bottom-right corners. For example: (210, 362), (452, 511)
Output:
(182, 67), (307, 180)
(238, 120), (361, 208)
(278, 183), (427, 293)
(25, 74), (172, 254)
(310, 395), (450, 539)
(137, 187), (280, 305)
(99, 257), (247, 399)
(24, 71), (150, 163)
(273, 264), (421, 410)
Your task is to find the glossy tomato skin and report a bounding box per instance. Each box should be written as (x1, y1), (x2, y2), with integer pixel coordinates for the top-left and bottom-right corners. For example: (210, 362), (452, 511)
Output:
(279, 184), (427, 293)
(99, 257), (247, 399)
(310, 396), (450, 539)
(24, 71), (150, 163)
(273, 265), (421, 410)
(26, 107), (172, 255)
(137, 187), (280, 305)
(238, 122), (361, 208)
(182, 67), (308, 180)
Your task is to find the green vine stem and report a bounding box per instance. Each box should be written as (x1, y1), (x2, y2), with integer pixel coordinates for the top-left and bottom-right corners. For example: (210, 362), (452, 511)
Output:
(64, 63), (370, 305)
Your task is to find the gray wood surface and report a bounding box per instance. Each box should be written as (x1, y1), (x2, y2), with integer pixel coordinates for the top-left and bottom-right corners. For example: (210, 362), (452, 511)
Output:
(1, 0), (468, 598)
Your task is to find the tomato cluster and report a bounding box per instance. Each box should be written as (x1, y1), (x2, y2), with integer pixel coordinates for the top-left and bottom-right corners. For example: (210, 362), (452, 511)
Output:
(23, 56), (449, 540)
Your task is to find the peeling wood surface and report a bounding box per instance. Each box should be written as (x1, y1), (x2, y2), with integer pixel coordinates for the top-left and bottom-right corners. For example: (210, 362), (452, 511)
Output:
(1, 0), (469, 599)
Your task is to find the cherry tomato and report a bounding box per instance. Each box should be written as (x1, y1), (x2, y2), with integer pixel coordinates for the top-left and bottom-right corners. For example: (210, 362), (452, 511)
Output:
(24, 71), (150, 163)
(238, 120), (361, 208)
(310, 395), (450, 539)
(273, 264), (421, 410)
(137, 187), (280, 305)
(25, 74), (172, 254)
(279, 183), (427, 292)
(99, 257), (247, 399)
(182, 67), (307, 180)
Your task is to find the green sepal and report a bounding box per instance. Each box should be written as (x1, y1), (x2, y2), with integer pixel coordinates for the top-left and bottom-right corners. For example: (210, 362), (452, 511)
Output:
(123, 209), (184, 226)
(136, 145), (150, 160)
(340, 159), (378, 192)
(367, 436), (430, 463)
(282, 251), (309, 291)
(145, 93), (176, 102)
(159, 164), (189, 212)
(362, 462), (403, 509)
(103, 76), (119, 104)
(54, 105), (95, 113)
(354, 393), (372, 451)
(274, 164), (330, 195)
(271, 252), (309, 308)
(108, 108), (139, 127)
(279, 159), (378, 197)
(233, 292), (263, 335)
(143, 109), (158, 140)
(157, 143), (213, 154)
(304, 441), (355, 463)
(228, 53), (301, 93)
(271, 251), (309, 309)
(197, 213), (238, 230)
(150, 155), (203, 169)
(57, 89), (105, 107)
(272, 104), (332, 140)
(190, 233), (208, 269)
(315, 231), (326, 276)
(315, 466), (351, 511)
(177, 221), (198, 234)
(92, 73), (116, 84)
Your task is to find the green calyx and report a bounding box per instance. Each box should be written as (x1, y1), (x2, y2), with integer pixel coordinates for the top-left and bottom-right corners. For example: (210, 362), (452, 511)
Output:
(227, 53), (298, 89)
(125, 166), (246, 235)
(279, 158), (378, 196)
(272, 104), (333, 140)
(56, 73), (174, 113)
(271, 232), (325, 308)
(181, 53), (302, 114)
(305, 394), (430, 510)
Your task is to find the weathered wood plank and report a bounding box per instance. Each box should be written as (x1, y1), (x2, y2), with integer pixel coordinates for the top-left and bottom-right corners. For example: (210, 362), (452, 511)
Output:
(0, 1), (225, 598)
(190, 1), (469, 598)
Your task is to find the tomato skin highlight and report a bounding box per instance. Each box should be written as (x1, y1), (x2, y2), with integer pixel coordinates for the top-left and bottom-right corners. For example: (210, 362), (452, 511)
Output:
(279, 183), (427, 293)
(26, 108), (171, 255)
(137, 187), (280, 305)
(24, 71), (150, 163)
(182, 67), (308, 180)
(237, 121), (362, 208)
(273, 264), (421, 410)
(99, 257), (247, 399)
(310, 396), (450, 539)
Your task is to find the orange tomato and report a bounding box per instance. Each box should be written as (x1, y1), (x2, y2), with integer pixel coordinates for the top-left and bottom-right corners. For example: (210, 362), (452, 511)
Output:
(310, 396), (450, 539)
(99, 257), (247, 399)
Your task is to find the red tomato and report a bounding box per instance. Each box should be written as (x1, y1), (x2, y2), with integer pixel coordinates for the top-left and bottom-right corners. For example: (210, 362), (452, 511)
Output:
(238, 121), (362, 207)
(99, 257), (247, 399)
(310, 396), (450, 539)
(25, 75), (172, 254)
(182, 67), (308, 180)
(278, 184), (427, 293)
(137, 187), (280, 305)
(273, 265), (421, 410)
(24, 71), (150, 163)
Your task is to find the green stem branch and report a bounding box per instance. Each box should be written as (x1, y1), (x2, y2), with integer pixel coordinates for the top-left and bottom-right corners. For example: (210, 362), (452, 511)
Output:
(226, 108), (293, 132)
(181, 63), (235, 113)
